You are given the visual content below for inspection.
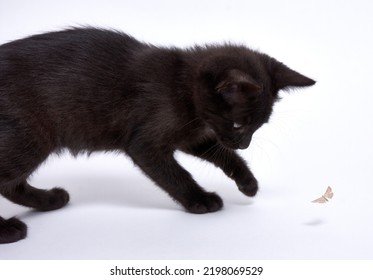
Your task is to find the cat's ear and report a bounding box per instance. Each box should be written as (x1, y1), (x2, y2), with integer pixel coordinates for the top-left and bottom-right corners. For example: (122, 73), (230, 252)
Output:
(216, 69), (262, 100)
(271, 60), (316, 90)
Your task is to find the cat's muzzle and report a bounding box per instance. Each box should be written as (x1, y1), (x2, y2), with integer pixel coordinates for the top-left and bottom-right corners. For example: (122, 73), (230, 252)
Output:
(238, 134), (252, 149)
(220, 133), (252, 150)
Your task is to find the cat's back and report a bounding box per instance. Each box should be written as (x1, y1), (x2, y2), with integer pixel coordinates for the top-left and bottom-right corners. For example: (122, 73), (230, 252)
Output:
(0, 28), (145, 75)
(0, 27), (143, 57)
(0, 28), (147, 112)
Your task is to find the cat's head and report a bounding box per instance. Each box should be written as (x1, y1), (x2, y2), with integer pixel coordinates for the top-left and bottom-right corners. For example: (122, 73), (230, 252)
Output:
(194, 46), (315, 150)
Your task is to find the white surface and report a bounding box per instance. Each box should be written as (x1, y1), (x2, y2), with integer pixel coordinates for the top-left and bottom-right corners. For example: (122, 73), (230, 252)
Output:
(0, 0), (373, 259)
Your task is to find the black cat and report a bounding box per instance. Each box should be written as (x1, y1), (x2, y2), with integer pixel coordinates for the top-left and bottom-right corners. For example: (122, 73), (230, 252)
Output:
(0, 28), (315, 243)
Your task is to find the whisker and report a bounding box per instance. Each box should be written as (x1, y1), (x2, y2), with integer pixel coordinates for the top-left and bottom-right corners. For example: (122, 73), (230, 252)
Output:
(179, 118), (200, 130)
(199, 142), (220, 159)
(253, 136), (280, 152)
(223, 146), (232, 173)
(251, 138), (271, 162)
(210, 144), (220, 163)
(216, 145), (225, 171)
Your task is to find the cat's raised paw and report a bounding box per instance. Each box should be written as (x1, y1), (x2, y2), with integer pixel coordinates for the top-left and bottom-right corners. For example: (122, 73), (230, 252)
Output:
(236, 176), (258, 197)
(37, 187), (70, 211)
(0, 217), (27, 244)
(185, 192), (223, 214)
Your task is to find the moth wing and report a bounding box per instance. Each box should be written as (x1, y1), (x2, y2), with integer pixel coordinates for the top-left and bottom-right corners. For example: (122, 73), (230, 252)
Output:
(324, 186), (334, 199)
(311, 196), (327, 203)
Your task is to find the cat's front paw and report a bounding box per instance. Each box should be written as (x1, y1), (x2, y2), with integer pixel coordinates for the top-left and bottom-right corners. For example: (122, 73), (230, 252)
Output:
(236, 175), (258, 197)
(184, 192), (223, 214)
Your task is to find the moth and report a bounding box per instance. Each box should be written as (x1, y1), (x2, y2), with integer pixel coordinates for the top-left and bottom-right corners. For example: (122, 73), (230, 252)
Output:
(312, 186), (334, 203)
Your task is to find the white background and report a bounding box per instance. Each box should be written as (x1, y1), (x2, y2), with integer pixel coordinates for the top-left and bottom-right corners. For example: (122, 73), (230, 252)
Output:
(0, 0), (373, 259)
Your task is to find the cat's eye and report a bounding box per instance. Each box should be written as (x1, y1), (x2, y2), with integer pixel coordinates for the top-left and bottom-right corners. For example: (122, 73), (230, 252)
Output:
(227, 83), (239, 93)
(233, 122), (243, 129)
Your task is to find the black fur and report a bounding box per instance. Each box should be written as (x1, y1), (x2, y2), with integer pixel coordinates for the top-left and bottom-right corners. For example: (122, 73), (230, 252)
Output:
(0, 28), (315, 243)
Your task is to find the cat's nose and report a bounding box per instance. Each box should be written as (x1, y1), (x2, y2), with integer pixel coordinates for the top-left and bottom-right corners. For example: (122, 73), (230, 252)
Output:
(238, 134), (252, 149)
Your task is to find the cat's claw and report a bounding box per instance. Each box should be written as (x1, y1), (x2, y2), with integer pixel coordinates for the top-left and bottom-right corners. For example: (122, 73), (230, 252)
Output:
(0, 217), (27, 244)
(185, 192), (223, 214)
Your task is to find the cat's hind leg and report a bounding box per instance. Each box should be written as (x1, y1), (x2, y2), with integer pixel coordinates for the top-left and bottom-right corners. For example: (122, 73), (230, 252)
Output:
(0, 132), (69, 212)
(0, 116), (69, 243)
(0, 181), (69, 212)
(0, 181), (69, 244)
